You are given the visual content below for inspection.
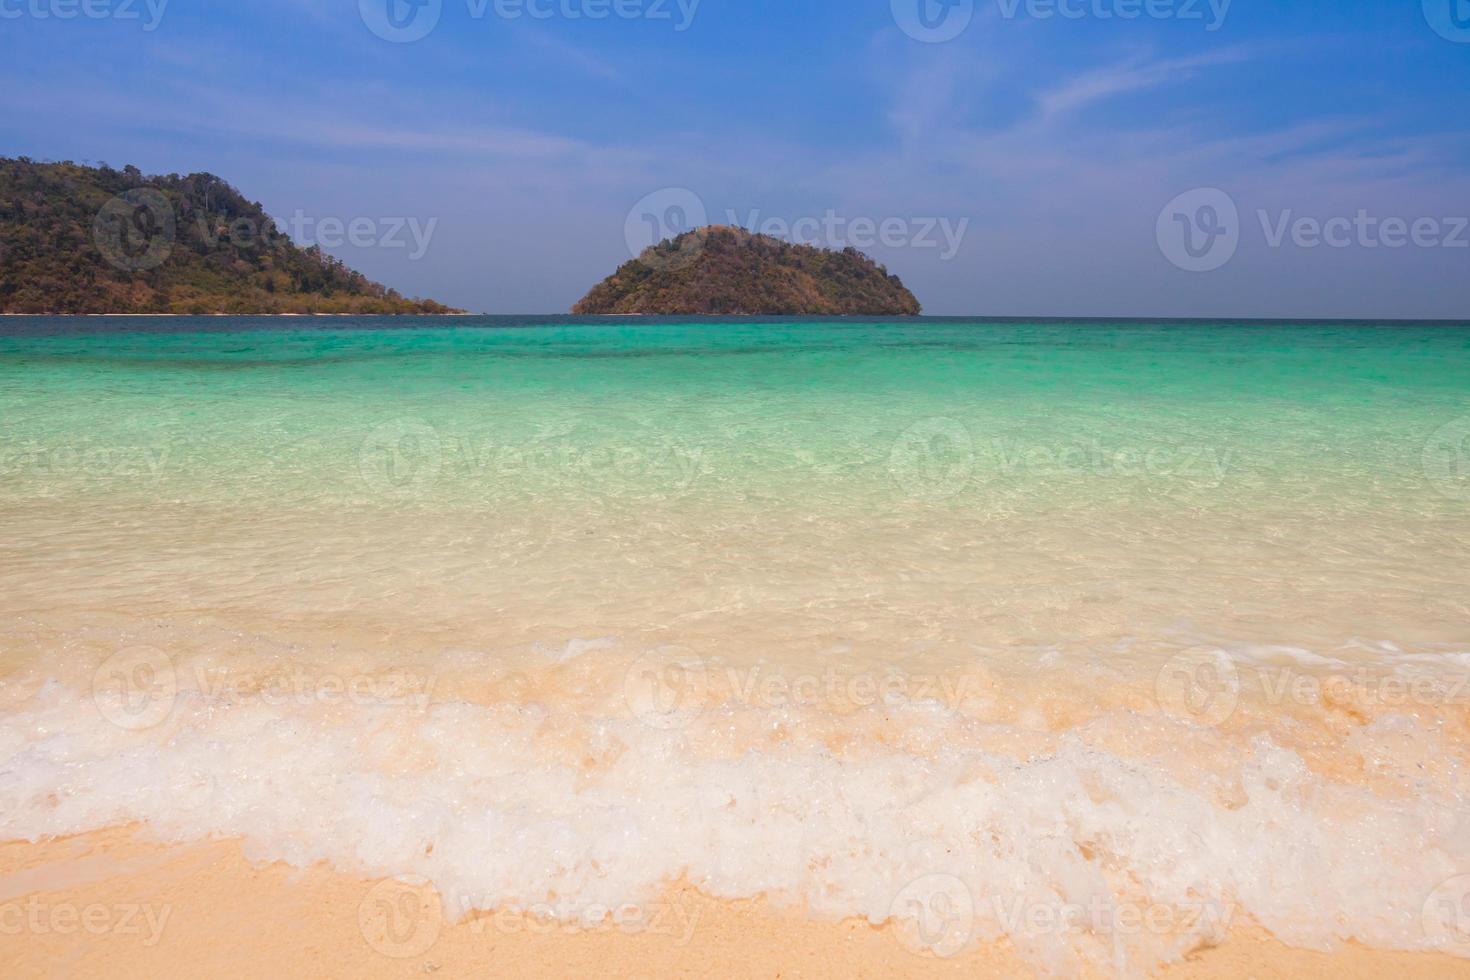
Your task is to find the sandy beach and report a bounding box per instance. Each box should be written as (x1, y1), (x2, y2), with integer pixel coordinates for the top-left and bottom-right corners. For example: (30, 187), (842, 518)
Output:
(6, 0), (1468, 968)
(3, 829), (1469, 980)
(3, 320), (1468, 977)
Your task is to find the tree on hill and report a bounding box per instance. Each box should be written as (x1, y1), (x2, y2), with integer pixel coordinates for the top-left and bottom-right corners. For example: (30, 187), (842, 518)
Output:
(0, 157), (459, 315)
(573, 226), (922, 316)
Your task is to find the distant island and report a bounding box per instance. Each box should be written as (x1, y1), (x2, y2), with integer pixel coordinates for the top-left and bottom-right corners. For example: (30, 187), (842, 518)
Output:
(573, 226), (921, 316)
(0, 158), (458, 315)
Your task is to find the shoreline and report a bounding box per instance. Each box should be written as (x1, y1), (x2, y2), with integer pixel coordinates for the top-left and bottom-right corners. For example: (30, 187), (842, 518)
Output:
(0, 312), (479, 317)
(4, 320), (1469, 976)
(2, 830), (1468, 979)
(4, 314), (1470, 323)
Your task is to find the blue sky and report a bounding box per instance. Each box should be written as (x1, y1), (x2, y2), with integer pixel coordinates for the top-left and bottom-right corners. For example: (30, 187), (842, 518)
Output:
(3, 0), (1468, 315)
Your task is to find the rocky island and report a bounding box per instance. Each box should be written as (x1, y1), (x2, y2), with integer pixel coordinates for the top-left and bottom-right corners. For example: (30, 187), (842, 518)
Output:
(573, 225), (922, 316)
(0, 158), (458, 315)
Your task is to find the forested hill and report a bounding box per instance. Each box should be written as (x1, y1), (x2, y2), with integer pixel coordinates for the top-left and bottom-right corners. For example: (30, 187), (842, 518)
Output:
(572, 225), (922, 316)
(0, 158), (458, 314)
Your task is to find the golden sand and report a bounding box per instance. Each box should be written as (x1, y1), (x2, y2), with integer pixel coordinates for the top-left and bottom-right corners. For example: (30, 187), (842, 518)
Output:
(1, 829), (1467, 979)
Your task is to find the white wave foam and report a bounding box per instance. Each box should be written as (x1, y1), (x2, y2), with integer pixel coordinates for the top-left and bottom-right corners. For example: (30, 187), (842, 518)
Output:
(3, 665), (1470, 975)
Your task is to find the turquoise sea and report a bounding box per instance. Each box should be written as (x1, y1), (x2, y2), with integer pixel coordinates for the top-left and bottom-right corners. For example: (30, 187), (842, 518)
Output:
(3, 317), (1466, 508)
(2, 316), (1468, 970)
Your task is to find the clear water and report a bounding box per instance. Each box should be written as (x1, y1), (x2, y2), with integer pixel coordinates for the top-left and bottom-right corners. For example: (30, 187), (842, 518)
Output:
(2, 317), (1468, 971)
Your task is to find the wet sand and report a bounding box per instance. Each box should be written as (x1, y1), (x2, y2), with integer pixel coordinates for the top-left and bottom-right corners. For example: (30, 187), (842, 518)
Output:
(3, 829), (1469, 979)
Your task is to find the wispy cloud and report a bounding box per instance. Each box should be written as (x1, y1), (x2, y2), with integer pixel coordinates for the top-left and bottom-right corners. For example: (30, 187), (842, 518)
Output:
(4, 3), (1466, 315)
(518, 28), (626, 82)
(1033, 46), (1256, 123)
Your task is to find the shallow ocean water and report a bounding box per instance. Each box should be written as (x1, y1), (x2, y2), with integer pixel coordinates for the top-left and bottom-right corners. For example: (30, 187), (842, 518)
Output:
(1, 317), (1468, 972)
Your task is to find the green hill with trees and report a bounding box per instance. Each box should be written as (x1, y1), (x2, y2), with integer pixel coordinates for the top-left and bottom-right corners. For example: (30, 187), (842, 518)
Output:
(0, 158), (458, 314)
(572, 225), (921, 316)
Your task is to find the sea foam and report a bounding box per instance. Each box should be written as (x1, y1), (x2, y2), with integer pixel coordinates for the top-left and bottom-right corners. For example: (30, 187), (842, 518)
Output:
(3, 644), (1469, 976)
